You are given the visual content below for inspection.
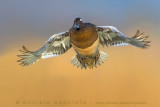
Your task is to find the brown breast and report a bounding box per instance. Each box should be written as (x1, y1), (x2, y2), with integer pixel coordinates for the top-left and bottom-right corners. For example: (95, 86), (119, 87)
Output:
(69, 24), (98, 49)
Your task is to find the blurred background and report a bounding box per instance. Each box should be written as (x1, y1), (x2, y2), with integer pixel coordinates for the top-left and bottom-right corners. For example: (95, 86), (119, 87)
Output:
(0, 0), (160, 107)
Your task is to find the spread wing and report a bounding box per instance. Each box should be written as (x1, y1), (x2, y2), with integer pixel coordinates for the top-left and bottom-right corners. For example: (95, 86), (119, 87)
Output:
(97, 26), (150, 48)
(17, 32), (72, 66)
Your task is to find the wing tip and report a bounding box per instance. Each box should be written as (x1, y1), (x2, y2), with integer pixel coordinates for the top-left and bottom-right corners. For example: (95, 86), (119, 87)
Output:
(130, 30), (151, 49)
(17, 46), (37, 66)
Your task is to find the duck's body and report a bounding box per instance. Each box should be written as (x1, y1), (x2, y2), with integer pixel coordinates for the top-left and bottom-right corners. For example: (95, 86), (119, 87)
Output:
(70, 23), (98, 56)
(70, 23), (97, 48)
(69, 23), (103, 68)
(17, 18), (150, 69)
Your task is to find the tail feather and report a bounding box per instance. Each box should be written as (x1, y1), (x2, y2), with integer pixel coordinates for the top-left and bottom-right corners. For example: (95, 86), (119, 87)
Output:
(96, 51), (108, 65)
(70, 51), (108, 69)
(17, 46), (41, 66)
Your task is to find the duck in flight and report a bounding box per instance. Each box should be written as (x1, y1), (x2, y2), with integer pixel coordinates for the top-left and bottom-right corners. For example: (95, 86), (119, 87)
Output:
(17, 17), (150, 69)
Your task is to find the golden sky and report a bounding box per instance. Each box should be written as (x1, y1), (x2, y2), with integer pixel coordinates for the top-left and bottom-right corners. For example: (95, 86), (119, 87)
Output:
(0, 36), (160, 107)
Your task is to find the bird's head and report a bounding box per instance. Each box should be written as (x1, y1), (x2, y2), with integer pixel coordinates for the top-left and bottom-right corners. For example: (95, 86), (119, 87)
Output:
(72, 17), (83, 31)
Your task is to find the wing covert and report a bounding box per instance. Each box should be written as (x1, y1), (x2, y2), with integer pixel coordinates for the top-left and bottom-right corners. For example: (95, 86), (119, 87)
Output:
(42, 32), (71, 58)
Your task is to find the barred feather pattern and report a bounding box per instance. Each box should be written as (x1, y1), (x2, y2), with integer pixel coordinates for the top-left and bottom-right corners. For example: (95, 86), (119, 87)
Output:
(71, 51), (108, 69)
